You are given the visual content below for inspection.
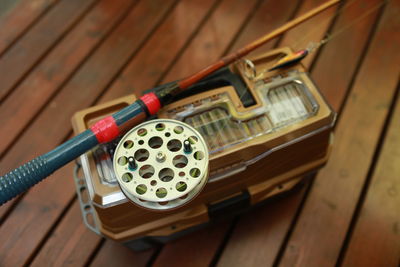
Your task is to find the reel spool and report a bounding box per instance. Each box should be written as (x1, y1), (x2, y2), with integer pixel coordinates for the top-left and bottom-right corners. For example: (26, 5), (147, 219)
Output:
(113, 119), (209, 211)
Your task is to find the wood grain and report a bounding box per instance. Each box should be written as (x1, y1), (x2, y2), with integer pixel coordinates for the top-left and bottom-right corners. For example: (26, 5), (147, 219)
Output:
(30, 201), (102, 266)
(278, 0), (338, 68)
(217, 187), (306, 267)
(153, 221), (231, 267)
(341, 90), (400, 266)
(278, 0), (400, 265)
(0, 0), (398, 265)
(215, 0), (340, 265)
(161, 0), (257, 82)
(0, 0), (59, 55)
(0, 162), (76, 266)
(101, 0), (220, 100)
(0, 200), (13, 224)
(0, 0), (175, 190)
(0, 0), (136, 156)
(0, 0), (96, 102)
(175, 0), (340, 89)
(0, 1), (175, 265)
(312, 0), (383, 111)
(0, 0), (135, 222)
(90, 240), (155, 267)
(229, 0), (298, 54)
(32, 0), (220, 264)
(89, 0), (259, 264)
(215, 0), (386, 265)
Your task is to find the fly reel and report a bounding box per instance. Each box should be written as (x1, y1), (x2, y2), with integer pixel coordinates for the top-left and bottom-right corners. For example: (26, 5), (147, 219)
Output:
(113, 119), (209, 211)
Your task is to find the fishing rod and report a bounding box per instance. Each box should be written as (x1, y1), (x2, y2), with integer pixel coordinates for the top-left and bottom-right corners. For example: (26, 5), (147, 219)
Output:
(268, 0), (386, 71)
(0, 0), (340, 205)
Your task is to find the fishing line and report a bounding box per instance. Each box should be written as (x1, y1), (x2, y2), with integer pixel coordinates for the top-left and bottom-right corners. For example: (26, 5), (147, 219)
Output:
(288, 0), (358, 52)
(226, 0), (387, 146)
(240, 0), (387, 80)
(317, 0), (386, 46)
(282, 0), (386, 61)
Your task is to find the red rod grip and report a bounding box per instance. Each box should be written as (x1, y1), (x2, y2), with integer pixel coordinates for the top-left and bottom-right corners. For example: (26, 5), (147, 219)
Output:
(90, 116), (120, 143)
(140, 92), (161, 115)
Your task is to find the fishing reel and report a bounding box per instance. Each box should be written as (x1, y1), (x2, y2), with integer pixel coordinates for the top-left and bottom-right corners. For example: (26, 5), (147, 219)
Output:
(113, 119), (209, 211)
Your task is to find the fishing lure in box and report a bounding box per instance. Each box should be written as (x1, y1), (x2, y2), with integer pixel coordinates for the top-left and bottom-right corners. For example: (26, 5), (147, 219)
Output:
(71, 47), (336, 249)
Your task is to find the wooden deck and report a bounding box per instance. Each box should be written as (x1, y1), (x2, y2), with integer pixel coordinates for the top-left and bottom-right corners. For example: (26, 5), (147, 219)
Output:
(0, 0), (399, 266)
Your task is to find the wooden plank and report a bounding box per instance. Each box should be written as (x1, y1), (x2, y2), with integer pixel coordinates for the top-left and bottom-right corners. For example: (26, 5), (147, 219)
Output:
(0, 0), (175, 207)
(0, 2), (396, 267)
(47, 0), (260, 264)
(75, 0), (258, 264)
(228, 0), (298, 53)
(141, 0), (259, 264)
(0, 0), (59, 55)
(151, 0), (303, 264)
(25, 0), (219, 264)
(161, 0), (257, 82)
(0, 1), (176, 265)
(50, 0), (228, 264)
(277, 0), (338, 68)
(0, 200), (13, 224)
(0, 0), (173, 221)
(341, 92), (400, 266)
(101, 0), (220, 100)
(216, 0), (384, 264)
(0, 0), (136, 156)
(134, 0), (334, 265)
(213, 0), (342, 264)
(312, 0), (383, 111)
(153, 222), (231, 267)
(30, 202), (101, 266)
(277, 0), (400, 265)
(90, 240), (155, 267)
(0, 0), (96, 102)
(0, 162), (76, 266)
(217, 189), (306, 267)
(0, 0), (135, 220)
(0, 0), (19, 16)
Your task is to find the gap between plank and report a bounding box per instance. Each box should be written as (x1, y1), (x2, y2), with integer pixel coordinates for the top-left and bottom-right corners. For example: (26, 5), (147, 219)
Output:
(0, 0), (139, 160)
(209, 0), (312, 264)
(25, 194), (78, 266)
(308, 0), (347, 73)
(19, 0), (180, 263)
(153, 0), (223, 87)
(209, 217), (240, 267)
(336, 80), (400, 266)
(0, 0), (62, 59)
(89, 0), (182, 106)
(0, 0), (98, 104)
(84, 238), (106, 267)
(220, 0), (266, 57)
(272, 177), (315, 266)
(334, 0), (388, 121)
(271, 2), (387, 264)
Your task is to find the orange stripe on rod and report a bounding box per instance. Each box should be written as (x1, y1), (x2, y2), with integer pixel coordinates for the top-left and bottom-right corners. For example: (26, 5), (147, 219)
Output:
(177, 0), (340, 90)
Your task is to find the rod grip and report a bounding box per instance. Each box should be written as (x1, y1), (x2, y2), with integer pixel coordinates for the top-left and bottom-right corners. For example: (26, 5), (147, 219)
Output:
(0, 156), (51, 205)
(0, 101), (145, 206)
